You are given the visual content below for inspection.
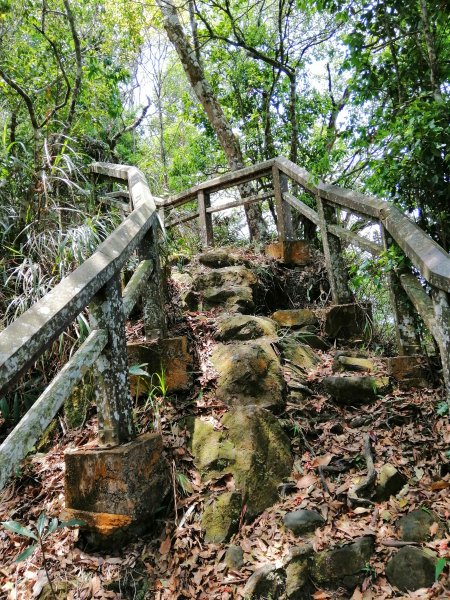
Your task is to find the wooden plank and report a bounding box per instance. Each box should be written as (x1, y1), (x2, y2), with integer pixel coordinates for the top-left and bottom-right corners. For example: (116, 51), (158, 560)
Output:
(276, 156), (385, 219)
(399, 273), (438, 339)
(0, 329), (107, 491)
(138, 222), (167, 339)
(0, 169), (157, 393)
(162, 159), (276, 209)
(206, 191), (274, 214)
(198, 190), (214, 248)
(99, 196), (131, 213)
(276, 156), (450, 294)
(122, 259), (154, 319)
(432, 289), (450, 401)
(381, 205), (450, 294)
(272, 167), (293, 241)
(167, 211), (200, 228)
(90, 275), (136, 446)
(327, 224), (382, 255)
(283, 192), (319, 226)
(317, 197), (353, 304)
(382, 228), (422, 355)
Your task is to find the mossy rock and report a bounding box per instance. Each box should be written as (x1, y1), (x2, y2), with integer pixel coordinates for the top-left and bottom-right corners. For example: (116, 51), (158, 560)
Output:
(398, 508), (445, 542)
(201, 491), (242, 543)
(212, 341), (285, 410)
(221, 406), (293, 519)
(215, 314), (278, 341)
(310, 536), (374, 588)
(187, 407), (293, 519)
(385, 546), (437, 591)
(278, 338), (320, 372)
(271, 309), (318, 329)
(323, 375), (390, 405)
(194, 266), (257, 291)
(199, 249), (248, 268)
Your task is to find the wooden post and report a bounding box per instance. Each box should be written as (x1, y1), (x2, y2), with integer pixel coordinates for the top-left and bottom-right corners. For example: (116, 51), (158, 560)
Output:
(272, 166), (294, 241)
(90, 273), (136, 447)
(198, 190), (214, 248)
(382, 227), (422, 355)
(432, 288), (450, 401)
(316, 195), (353, 304)
(138, 220), (167, 340)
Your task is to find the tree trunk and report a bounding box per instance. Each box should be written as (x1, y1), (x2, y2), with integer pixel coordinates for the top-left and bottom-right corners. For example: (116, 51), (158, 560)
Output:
(155, 0), (266, 241)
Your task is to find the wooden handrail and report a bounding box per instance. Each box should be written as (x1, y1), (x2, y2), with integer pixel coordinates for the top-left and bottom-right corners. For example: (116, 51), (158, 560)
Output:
(0, 163), (164, 489)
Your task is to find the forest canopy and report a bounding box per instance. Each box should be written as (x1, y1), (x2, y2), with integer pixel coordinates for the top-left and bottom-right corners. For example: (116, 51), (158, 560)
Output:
(0, 0), (449, 289)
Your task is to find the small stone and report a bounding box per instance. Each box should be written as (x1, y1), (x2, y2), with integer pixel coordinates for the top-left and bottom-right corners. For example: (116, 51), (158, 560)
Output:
(374, 464), (407, 501)
(332, 355), (375, 373)
(386, 546), (437, 591)
(225, 545), (244, 570)
(310, 536), (374, 588)
(284, 544), (314, 599)
(243, 563), (286, 600)
(398, 508), (445, 542)
(272, 309), (318, 328)
(323, 376), (390, 405)
(201, 492), (242, 543)
(199, 249), (245, 268)
(283, 509), (325, 535)
(215, 314), (277, 341)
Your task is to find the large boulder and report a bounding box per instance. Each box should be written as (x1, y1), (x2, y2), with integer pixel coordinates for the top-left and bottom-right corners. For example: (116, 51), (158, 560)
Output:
(310, 536), (375, 588)
(386, 546), (437, 591)
(187, 407), (293, 519)
(215, 314), (277, 341)
(212, 342), (285, 410)
(323, 375), (390, 405)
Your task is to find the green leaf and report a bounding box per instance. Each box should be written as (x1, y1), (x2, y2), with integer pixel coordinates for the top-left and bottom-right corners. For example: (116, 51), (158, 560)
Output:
(129, 364), (150, 377)
(59, 519), (86, 528)
(435, 557), (447, 581)
(1, 521), (38, 540)
(36, 512), (46, 537)
(46, 518), (59, 536)
(15, 544), (37, 563)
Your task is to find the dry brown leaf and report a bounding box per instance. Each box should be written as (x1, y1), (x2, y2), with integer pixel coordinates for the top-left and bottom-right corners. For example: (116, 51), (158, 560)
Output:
(159, 536), (171, 555)
(310, 454), (334, 468)
(296, 473), (317, 489)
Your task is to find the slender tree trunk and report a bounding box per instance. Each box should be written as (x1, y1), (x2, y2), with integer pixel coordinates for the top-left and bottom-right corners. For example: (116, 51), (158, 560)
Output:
(156, 0), (266, 241)
(418, 0), (441, 99)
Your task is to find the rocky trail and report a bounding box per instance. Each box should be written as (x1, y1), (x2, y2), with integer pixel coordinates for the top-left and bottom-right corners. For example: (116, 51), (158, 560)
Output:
(0, 245), (449, 600)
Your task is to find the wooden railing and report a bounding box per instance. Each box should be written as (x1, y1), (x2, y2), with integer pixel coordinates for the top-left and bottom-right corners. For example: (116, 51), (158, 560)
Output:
(0, 164), (166, 490)
(0, 156), (449, 490)
(161, 156), (450, 399)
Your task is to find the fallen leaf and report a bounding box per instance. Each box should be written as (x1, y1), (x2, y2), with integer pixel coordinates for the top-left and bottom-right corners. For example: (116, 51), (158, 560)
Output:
(159, 536), (171, 555)
(310, 454), (334, 468)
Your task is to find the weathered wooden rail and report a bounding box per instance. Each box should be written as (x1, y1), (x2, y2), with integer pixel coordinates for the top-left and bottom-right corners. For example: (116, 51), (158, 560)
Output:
(0, 155), (449, 491)
(161, 156), (450, 399)
(0, 164), (166, 490)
